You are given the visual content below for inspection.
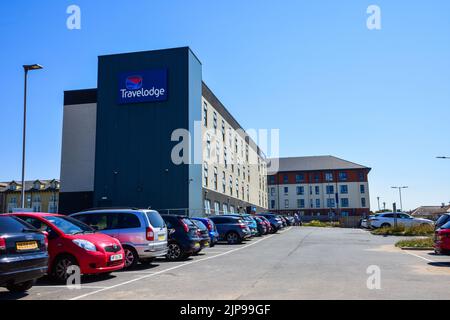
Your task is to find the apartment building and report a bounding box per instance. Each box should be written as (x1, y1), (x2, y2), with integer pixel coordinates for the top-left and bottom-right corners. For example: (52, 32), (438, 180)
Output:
(59, 47), (268, 216)
(267, 156), (370, 218)
(0, 180), (60, 213)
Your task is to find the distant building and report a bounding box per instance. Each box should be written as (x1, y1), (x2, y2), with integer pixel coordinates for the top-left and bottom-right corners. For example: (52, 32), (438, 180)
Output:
(410, 205), (450, 220)
(267, 156), (371, 219)
(0, 180), (60, 213)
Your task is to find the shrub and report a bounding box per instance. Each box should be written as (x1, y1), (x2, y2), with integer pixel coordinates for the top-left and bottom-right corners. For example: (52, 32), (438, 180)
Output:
(372, 224), (434, 236)
(395, 237), (434, 248)
(303, 220), (340, 228)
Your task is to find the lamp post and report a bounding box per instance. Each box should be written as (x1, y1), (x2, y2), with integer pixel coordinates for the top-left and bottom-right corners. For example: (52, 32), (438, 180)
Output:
(21, 64), (43, 208)
(391, 186), (408, 213)
(377, 197), (381, 211)
(436, 156), (450, 159)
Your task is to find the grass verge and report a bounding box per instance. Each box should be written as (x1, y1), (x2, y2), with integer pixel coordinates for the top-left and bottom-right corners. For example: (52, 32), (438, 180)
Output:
(371, 224), (434, 236)
(303, 220), (340, 228)
(395, 237), (434, 249)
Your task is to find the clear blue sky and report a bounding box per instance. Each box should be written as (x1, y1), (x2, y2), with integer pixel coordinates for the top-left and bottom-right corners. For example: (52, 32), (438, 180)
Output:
(1, 0), (449, 211)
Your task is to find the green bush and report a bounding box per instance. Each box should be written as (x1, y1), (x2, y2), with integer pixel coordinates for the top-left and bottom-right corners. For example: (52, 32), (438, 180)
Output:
(395, 237), (434, 248)
(372, 224), (434, 236)
(303, 220), (340, 228)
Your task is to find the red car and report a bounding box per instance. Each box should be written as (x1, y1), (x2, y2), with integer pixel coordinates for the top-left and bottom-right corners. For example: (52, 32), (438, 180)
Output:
(435, 221), (450, 255)
(8, 213), (125, 282)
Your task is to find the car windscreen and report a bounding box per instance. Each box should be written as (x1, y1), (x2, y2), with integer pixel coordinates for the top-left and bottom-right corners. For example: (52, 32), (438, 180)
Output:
(441, 221), (450, 229)
(44, 216), (94, 235)
(0, 216), (35, 233)
(146, 211), (165, 228)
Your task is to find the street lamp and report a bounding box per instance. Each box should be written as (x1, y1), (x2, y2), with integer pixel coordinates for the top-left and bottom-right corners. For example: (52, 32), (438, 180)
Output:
(21, 64), (43, 208)
(391, 186), (408, 212)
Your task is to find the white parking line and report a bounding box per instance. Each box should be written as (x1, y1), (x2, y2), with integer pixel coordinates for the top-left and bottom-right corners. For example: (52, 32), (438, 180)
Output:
(70, 229), (292, 300)
(403, 250), (435, 263)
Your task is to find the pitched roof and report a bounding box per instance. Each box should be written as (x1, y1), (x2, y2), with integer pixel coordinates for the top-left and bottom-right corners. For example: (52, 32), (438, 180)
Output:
(267, 156), (370, 174)
(0, 180), (60, 192)
(411, 205), (450, 217)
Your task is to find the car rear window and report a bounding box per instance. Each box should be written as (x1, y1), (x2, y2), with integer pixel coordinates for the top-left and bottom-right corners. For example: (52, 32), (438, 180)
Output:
(0, 216), (32, 233)
(182, 218), (195, 226)
(193, 220), (207, 230)
(146, 211), (165, 228)
(437, 214), (449, 226)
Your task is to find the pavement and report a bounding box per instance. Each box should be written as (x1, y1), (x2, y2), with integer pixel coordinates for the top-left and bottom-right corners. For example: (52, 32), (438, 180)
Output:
(1, 226), (450, 300)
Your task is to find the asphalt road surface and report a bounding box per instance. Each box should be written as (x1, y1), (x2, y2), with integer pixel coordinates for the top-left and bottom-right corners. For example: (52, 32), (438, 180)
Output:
(2, 226), (450, 300)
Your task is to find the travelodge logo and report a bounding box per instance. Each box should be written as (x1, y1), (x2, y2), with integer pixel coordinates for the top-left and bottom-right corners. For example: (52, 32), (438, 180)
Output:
(118, 69), (167, 104)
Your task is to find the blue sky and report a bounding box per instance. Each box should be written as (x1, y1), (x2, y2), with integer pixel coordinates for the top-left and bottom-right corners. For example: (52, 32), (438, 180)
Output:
(1, 0), (449, 211)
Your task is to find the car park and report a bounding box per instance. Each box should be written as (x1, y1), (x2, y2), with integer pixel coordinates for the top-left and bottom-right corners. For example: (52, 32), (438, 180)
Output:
(191, 219), (210, 253)
(209, 216), (251, 244)
(434, 221), (450, 255)
(368, 212), (434, 229)
(0, 215), (49, 293)
(191, 217), (219, 247)
(257, 213), (283, 233)
(222, 214), (258, 237)
(71, 208), (168, 269)
(435, 213), (450, 230)
(10, 212), (125, 282)
(161, 215), (202, 261)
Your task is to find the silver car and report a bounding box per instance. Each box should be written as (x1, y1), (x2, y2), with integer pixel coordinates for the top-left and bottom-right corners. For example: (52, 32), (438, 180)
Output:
(71, 209), (168, 268)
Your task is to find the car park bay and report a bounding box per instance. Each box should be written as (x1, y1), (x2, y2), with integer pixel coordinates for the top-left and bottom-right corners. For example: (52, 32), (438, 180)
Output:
(2, 226), (450, 300)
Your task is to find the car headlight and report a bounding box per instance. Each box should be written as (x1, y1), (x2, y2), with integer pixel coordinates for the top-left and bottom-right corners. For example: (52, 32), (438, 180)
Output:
(73, 239), (97, 252)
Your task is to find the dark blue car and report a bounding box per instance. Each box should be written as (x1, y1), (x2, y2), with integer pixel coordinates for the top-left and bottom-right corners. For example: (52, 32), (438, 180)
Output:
(191, 217), (219, 247)
(257, 213), (283, 233)
(209, 216), (252, 244)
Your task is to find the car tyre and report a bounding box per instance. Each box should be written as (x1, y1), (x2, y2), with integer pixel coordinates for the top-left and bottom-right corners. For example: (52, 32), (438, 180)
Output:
(166, 243), (186, 261)
(226, 231), (241, 244)
(6, 280), (35, 293)
(123, 246), (139, 269)
(52, 254), (78, 283)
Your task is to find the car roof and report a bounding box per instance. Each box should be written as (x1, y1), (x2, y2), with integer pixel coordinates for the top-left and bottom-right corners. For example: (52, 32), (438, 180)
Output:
(73, 208), (158, 215)
(8, 212), (63, 218)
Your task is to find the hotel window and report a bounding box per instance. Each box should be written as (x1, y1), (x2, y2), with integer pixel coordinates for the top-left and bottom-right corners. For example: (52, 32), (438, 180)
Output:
(242, 185), (245, 200)
(269, 176), (275, 184)
(358, 172), (365, 181)
(236, 179), (239, 198)
(243, 166), (246, 180)
(284, 187), (289, 195)
(228, 129), (232, 147)
(229, 176), (233, 194)
(221, 120), (225, 142)
(270, 187), (275, 196)
(297, 199), (305, 209)
(316, 199), (321, 208)
(204, 199), (211, 215)
(341, 198), (349, 208)
(245, 145), (249, 162)
(237, 166), (241, 177)
(325, 172), (333, 182)
(326, 185), (334, 195)
(203, 102), (208, 127)
(340, 185), (348, 194)
(214, 202), (220, 214)
(309, 186), (313, 195)
(339, 172), (348, 181)
(222, 172), (226, 193)
(235, 137), (238, 153)
(310, 199), (314, 208)
(360, 184), (365, 194)
(315, 186), (320, 195)
(206, 134), (211, 159)
(295, 174), (304, 183)
(223, 204), (228, 214)
(213, 167), (218, 190)
(361, 198), (366, 207)
(314, 174), (320, 183)
(216, 142), (220, 163)
(283, 174), (289, 183)
(327, 198), (335, 208)
(241, 140), (244, 157)
(224, 147), (228, 168)
(247, 185), (250, 201)
(203, 163), (208, 187)
(296, 186), (304, 195)
(284, 199), (289, 209)
(213, 112), (217, 132)
(271, 200), (276, 209)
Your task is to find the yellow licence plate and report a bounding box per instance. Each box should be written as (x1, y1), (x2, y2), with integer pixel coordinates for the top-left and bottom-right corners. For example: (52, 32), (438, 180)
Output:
(16, 241), (38, 251)
(158, 234), (166, 241)
(194, 242), (200, 249)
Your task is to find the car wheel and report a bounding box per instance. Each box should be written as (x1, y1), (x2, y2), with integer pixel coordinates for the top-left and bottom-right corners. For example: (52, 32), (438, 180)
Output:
(226, 232), (241, 244)
(123, 246), (139, 269)
(52, 255), (78, 283)
(6, 280), (35, 293)
(380, 223), (391, 228)
(166, 243), (185, 261)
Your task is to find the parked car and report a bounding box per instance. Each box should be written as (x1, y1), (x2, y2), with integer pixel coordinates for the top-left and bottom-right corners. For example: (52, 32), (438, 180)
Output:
(222, 214), (258, 237)
(253, 216), (268, 236)
(161, 215), (202, 261)
(191, 217), (219, 247)
(258, 216), (273, 234)
(435, 221), (450, 255)
(279, 216), (287, 228)
(71, 209), (168, 269)
(284, 216), (295, 226)
(209, 216), (251, 244)
(191, 219), (210, 253)
(10, 213), (125, 282)
(435, 213), (450, 230)
(257, 213), (283, 233)
(0, 215), (49, 292)
(368, 212), (434, 229)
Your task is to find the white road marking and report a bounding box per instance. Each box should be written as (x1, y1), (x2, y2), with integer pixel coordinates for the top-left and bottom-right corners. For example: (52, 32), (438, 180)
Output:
(403, 250), (435, 263)
(70, 228), (292, 300)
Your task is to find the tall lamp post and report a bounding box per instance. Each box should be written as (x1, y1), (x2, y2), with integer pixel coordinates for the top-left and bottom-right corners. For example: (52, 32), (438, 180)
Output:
(391, 186), (408, 213)
(21, 64), (43, 208)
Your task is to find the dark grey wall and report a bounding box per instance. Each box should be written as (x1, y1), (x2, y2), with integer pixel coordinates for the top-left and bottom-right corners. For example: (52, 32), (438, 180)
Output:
(94, 47), (193, 210)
